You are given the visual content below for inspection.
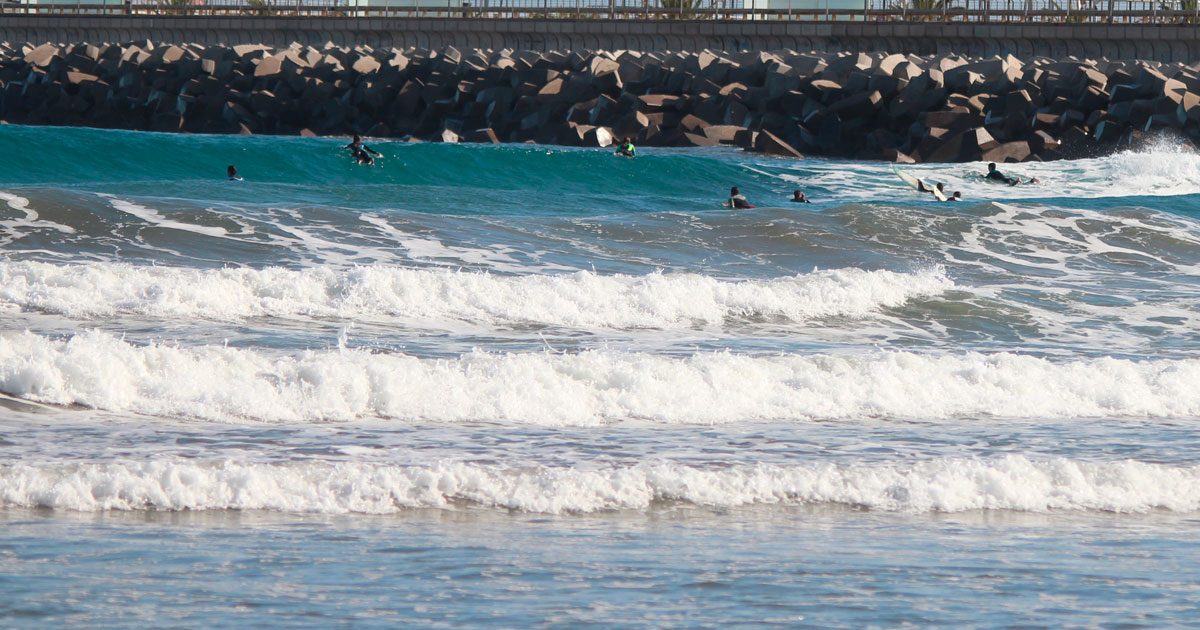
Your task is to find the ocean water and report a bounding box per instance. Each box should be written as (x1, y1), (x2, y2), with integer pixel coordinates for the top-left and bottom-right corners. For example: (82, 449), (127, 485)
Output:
(2, 124), (1200, 627)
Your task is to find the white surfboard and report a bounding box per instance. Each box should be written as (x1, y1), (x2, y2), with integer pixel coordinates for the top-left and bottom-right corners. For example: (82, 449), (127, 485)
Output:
(893, 164), (947, 201)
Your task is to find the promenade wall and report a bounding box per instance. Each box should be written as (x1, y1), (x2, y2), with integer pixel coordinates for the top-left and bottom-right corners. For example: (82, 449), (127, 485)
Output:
(3, 16), (1200, 63)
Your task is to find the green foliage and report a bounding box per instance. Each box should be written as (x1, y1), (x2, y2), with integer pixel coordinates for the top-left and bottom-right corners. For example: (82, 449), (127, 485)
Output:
(887, 0), (944, 20)
(658, 0), (703, 19)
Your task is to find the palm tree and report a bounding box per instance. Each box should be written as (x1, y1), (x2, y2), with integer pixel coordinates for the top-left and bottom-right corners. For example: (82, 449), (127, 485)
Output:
(659, 0), (703, 18)
(889, 0), (946, 20)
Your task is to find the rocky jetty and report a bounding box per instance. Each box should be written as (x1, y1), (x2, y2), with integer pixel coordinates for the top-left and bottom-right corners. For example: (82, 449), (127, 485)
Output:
(3, 40), (1200, 162)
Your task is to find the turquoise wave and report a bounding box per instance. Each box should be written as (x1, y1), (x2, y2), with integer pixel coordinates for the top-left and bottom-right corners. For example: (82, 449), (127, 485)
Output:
(0, 124), (794, 215)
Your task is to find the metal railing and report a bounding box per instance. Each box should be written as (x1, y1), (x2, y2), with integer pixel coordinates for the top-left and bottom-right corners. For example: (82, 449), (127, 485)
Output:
(2, 0), (1198, 22)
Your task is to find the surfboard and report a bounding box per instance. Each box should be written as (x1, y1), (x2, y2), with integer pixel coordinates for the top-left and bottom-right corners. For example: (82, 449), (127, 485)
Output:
(893, 164), (947, 201)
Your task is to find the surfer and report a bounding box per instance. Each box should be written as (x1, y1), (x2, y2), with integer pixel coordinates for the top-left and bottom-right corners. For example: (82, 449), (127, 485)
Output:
(615, 137), (636, 158)
(791, 190), (810, 203)
(727, 186), (753, 209)
(345, 134), (381, 165)
(932, 183), (965, 202)
(227, 165), (243, 181)
(986, 162), (1039, 185)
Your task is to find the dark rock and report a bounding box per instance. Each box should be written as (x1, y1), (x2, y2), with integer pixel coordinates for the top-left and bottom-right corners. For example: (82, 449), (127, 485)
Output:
(754, 130), (803, 158)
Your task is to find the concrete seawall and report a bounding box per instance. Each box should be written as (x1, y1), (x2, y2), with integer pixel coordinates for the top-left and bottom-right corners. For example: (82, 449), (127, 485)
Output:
(4, 16), (1200, 63)
(5, 41), (1198, 163)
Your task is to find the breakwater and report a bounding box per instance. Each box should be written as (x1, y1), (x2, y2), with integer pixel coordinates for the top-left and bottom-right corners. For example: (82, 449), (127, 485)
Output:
(3, 40), (1199, 162)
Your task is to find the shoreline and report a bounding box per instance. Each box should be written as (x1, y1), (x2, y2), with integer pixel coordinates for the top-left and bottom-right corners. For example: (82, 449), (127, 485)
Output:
(2, 41), (1199, 162)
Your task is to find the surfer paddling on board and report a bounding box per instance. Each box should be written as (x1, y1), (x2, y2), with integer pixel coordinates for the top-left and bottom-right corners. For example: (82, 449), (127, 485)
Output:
(725, 186), (754, 209)
(986, 162), (1039, 185)
(226, 165), (243, 181)
(345, 134), (382, 165)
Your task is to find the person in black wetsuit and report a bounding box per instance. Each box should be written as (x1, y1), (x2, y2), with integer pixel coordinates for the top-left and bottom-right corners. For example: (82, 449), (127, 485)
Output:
(728, 186), (753, 209)
(345, 134), (382, 165)
(986, 162), (1038, 185)
(227, 165), (243, 181)
(791, 190), (810, 203)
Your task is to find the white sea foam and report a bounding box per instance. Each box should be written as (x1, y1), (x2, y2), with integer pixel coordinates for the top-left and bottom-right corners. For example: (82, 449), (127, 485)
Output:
(2, 330), (1199, 425)
(0, 261), (952, 328)
(0, 191), (75, 235)
(100, 194), (228, 237)
(3, 455), (1198, 514)
(797, 143), (1200, 203)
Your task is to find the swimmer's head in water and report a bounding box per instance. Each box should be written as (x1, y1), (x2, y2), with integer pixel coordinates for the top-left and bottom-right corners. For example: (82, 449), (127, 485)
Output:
(227, 165), (237, 177)
(988, 162), (997, 171)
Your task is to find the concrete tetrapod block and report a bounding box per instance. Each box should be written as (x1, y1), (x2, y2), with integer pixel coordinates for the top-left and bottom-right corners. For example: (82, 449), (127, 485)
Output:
(254, 55), (284, 79)
(681, 132), (719, 147)
(702, 125), (743, 144)
(352, 54), (381, 75)
(982, 140), (1032, 163)
(754, 129), (803, 158)
(24, 43), (60, 68)
(923, 129), (965, 162)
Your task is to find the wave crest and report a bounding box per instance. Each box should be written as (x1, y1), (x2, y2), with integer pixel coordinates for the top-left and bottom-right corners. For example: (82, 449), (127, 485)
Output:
(4, 456), (1198, 514)
(2, 331), (1200, 424)
(0, 261), (951, 328)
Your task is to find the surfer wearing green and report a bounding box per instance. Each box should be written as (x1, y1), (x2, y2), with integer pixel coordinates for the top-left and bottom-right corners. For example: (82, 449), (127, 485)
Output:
(615, 137), (636, 158)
